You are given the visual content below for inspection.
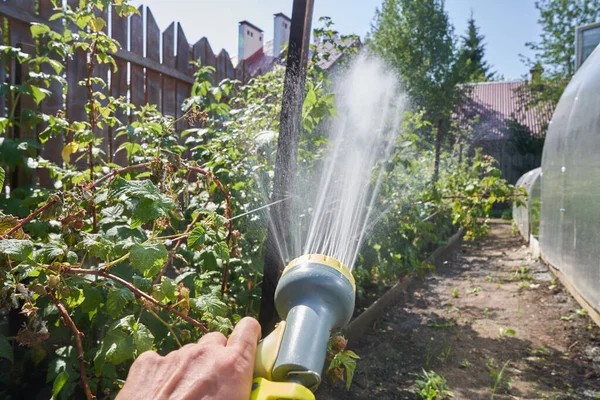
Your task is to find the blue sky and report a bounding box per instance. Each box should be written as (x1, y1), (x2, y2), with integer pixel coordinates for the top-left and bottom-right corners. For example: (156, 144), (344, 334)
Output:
(130, 0), (542, 80)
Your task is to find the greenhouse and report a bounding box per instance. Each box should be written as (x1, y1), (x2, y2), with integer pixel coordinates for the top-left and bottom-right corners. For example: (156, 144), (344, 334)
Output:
(538, 44), (600, 314)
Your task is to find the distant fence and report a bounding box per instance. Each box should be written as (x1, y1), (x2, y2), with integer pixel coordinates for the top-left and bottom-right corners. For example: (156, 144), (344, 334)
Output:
(0, 0), (249, 185)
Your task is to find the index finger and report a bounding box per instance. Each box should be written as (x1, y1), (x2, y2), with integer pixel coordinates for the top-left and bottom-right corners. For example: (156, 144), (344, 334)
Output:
(227, 317), (261, 361)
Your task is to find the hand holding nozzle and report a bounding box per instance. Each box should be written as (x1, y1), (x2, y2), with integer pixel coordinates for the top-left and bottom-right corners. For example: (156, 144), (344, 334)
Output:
(117, 317), (261, 400)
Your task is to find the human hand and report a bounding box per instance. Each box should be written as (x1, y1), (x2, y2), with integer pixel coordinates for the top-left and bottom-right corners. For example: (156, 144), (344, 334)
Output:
(116, 317), (261, 400)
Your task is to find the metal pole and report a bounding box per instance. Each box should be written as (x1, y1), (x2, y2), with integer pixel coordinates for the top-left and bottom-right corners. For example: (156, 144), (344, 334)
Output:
(259, 0), (315, 333)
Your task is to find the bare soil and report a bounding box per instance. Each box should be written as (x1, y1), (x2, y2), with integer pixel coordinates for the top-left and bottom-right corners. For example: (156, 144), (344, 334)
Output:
(320, 220), (600, 399)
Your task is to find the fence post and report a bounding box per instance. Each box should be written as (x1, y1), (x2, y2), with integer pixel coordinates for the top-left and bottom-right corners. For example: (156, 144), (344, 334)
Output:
(259, 0), (315, 333)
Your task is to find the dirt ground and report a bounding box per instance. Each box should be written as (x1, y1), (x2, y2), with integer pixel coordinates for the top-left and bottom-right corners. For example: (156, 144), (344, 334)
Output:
(320, 220), (600, 399)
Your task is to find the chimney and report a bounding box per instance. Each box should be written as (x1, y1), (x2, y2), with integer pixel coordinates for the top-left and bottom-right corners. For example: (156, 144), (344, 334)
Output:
(238, 20), (264, 61)
(273, 13), (291, 58)
(530, 62), (544, 84)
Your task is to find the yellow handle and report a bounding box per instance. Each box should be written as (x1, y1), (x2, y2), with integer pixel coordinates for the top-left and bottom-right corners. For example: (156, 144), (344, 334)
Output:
(250, 378), (315, 400)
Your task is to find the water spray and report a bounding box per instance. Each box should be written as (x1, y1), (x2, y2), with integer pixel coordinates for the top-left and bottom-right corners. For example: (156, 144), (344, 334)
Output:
(251, 254), (355, 400)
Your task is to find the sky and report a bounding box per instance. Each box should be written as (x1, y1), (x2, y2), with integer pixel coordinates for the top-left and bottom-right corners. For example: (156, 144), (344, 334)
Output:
(129, 0), (542, 81)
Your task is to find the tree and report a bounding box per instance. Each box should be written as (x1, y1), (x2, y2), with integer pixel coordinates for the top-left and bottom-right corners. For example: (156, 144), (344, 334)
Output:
(526, 0), (600, 79)
(517, 0), (600, 135)
(369, 0), (465, 179)
(459, 12), (495, 82)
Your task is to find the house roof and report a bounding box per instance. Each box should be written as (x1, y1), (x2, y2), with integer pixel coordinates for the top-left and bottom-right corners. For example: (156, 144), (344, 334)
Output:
(232, 35), (359, 77)
(454, 81), (556, 141)
(239, 20), (263, 33)
(274, 12), (291, 21)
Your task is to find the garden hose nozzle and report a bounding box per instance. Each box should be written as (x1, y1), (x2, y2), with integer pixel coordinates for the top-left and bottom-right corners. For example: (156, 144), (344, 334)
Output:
(251, 254), (356, 400)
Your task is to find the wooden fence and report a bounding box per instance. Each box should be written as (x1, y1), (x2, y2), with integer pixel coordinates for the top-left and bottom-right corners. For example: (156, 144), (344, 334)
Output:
(0, 0), (249, 185)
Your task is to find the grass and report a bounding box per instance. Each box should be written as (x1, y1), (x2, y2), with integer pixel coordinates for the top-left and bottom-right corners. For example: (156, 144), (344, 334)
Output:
(415, 369), (454, 400)
(487, 359), (512, 399)
(466, 287), (482, 294)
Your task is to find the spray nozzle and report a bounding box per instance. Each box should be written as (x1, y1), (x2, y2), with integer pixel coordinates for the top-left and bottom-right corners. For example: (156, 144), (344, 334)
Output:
(251, 254), (356, 399)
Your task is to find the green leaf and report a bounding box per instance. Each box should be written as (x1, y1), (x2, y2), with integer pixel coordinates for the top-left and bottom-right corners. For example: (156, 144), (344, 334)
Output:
(155, 277), (178, 303)
(0, 336), (13, 363)
(106, 288), (135, 318)
(129, 242), (168, 278)
(35, 242), (66, 263)
(214, 241), (230, 263)
(81, 287), (102, 314)
(88, 17), (106, 33)
(51, 371), (69, 399)
(0, 239), (34, 261)
(110, 177), (176, 228)
(187, 225), (206, 248)
(193, 294), (227, 317)
(505, 329), (516, 336)
(133, 323), (154, 353)
(30, 23), (50, 38)
(0, 166), (4, 191)
(77, 233), (114, 259)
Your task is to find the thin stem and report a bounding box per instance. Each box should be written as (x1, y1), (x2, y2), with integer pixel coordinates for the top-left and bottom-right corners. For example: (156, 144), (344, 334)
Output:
(87, 162), (151, 190)
(48, 291), (95, 400)
(186, 166), (232, 294)
(106, 252), (130, 270)
(64, 267), (208, 333)
(1, 198), (58, 239)
(146, 308), (182, 348)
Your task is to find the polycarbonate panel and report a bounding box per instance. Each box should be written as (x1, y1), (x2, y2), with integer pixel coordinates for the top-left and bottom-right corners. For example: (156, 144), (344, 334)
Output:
(540, 45), (600, 311)
(513, 167), (541, 241)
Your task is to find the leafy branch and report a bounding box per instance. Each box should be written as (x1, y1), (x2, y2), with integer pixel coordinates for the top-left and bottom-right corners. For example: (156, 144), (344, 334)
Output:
(47, 291), (95, 400)
(64, 267), (208, 333)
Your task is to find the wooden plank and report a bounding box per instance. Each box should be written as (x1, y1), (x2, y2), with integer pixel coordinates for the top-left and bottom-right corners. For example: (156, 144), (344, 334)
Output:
(175, 23), (190, 132)
(110, 4), (129, 165)
(38, 1), (65, 187)
(66, 0), (88, 171)
(221, 50), (235, 80)
(216, 50), (230, 83)
(0, 3), (195, 84)
(235, 60), (248, 83)
(544, 259), (600, 328)
(66, 0), (88, 124)
(0, 17), (5, 120)
(192, 37), (217, 83)
(93, 7), (109, 161)
(0, 1), (62, 31)
(145, 8), (161, 109)
(129, 5), (144, 108)
(8, 0), (37, 186)
(162, 23), (176, 118)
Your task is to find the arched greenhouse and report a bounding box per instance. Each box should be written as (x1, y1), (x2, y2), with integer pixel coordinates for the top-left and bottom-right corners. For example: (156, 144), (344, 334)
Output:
(515, 45), (600, 315)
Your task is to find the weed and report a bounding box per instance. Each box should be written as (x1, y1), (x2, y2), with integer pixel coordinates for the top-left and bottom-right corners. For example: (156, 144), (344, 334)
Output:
(528, 345), (550, 357)
(485, 274), (495, 282)
(460, 359), (470, 368)
(575, 308), (586, 317)
(517, 281), (530, 290)
(466, 287), (482, 294)
(498, 328), (516, 339)
(439, 335), (454, 362)
(452, 288), (459, 298)
(425, 337), (436, 367)
(428, 320), (456, 329)
(513, 266), (534, 281)
(415, 369), (454, 400)
(487, 360), (512, 399)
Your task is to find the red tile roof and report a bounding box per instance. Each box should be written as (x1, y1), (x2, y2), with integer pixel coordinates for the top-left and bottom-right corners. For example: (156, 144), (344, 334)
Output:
(454, 81), (556, 140)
